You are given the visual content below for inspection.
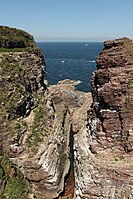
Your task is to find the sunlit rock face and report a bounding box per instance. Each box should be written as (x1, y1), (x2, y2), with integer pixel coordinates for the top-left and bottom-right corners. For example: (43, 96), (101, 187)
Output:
(74, 38), (133, 199)
(0, 26), (71, 199)
(0, 24), (92, 199)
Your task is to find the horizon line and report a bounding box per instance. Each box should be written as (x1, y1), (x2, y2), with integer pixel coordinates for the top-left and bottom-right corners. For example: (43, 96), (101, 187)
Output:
(36, 40), (104, 43)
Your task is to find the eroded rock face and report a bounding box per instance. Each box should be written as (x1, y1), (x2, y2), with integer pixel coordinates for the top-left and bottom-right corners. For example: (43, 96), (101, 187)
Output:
(0, 27), (71, 199)
(49, 80), (92, 199)
(74, 38), (133, 199)
(91, 37), (133, 152)
(0, 26), (92, 199)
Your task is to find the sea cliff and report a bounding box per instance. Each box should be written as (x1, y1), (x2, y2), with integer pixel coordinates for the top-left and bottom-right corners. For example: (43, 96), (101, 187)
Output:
(74, 38), (133, 199)
(0, 26), (133, 199)
(0, 26), (91, 199)
(0, 26), (71, 198)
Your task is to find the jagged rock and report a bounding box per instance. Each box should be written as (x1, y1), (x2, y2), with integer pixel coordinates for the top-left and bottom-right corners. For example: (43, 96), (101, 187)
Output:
(74, 38), (133, 199)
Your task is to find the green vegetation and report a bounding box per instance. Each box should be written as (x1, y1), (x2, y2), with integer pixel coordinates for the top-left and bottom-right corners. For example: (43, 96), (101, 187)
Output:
(0, 54), (47, 153)
(0, 47), (31, 53)
(125, 95), (129, 103)
(26, 97), (49, 153)
(0, 47), (41, 54)
(10, 119), (28, 137)
(0, 26), (47, 198)
(114, 155), (124, 161)
(5, 173), (28, 199)
(0, 56), (29, 119)
(52, 95), (62, 104)
(0, 26), (36, 49)
(128, 79), (133, 88)
(0, 26), (43, 55)
(0, 153), (30, 199)
(124, 39), (133, 60)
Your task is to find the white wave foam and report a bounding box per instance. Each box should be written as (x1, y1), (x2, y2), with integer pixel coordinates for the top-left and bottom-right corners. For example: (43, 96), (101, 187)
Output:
(89, 60), (95, 63)
(76, 80), (82, 84)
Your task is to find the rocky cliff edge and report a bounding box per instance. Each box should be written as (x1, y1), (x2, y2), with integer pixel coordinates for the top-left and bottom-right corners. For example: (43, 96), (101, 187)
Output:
(0, 26), (73, 199)
(74, 38), (133, 199)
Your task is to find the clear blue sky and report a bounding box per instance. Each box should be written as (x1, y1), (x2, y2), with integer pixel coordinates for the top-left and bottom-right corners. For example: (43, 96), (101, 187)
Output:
(1, 0), (133, 42)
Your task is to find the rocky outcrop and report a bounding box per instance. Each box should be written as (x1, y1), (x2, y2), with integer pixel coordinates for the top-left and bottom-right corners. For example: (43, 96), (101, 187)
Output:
(74, 38), (133, 199)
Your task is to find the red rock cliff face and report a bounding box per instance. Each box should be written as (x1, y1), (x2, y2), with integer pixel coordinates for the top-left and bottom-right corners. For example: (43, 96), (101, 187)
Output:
(74, 38), (133, 199)
(90, 37), (133, 152)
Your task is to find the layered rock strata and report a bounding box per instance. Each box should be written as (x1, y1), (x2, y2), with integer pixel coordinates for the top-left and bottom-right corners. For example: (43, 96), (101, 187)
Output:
(0, 26), (92, 199)
(49, 80), (92, 199)
(0, 26), (73, 199)
(74, 38), (133, 199)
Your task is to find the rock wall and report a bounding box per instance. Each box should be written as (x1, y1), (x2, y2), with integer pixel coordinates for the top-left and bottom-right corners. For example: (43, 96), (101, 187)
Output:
(74, 38), (133, 199)
(0, 27), (71, 199)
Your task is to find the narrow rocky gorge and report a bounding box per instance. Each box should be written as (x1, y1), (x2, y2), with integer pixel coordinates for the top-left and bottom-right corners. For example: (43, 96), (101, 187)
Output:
(48, 80), (92, 199)
(0, 26), (133, 199)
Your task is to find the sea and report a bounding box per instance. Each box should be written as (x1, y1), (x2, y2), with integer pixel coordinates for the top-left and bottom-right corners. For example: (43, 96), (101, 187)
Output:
(37, 42), (103, 92)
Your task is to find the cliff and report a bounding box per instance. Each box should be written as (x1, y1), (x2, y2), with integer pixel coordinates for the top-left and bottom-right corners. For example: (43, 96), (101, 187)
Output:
(1, 26), (133, 199)
(0, 26), (92, 199)
(0, 26), (72, 199)
(74, 38), (133, 199)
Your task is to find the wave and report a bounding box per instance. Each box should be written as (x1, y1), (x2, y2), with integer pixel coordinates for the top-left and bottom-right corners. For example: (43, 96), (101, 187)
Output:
(59, 58), (96, 63)
(88, 60), (95, 63)
(76, 80), (82, 84)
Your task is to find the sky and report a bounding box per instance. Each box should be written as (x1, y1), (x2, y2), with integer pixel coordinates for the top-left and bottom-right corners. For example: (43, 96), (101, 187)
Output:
(0, 0), (133, 42)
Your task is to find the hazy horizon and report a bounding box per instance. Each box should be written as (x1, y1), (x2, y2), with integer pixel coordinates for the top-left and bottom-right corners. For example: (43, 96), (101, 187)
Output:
(1, 0), (133, 42)
(36, 40), (104, 42)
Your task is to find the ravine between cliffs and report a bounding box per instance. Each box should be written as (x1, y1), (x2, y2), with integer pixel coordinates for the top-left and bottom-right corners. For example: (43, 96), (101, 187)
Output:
(1, 26), (133, 199)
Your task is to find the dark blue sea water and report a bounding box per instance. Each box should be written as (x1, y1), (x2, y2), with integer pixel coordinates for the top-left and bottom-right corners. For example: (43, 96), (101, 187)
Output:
(37, 42), (103, 92)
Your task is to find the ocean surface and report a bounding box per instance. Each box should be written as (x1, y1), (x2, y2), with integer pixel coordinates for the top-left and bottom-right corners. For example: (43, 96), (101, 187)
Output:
(37, 42), (103, 92)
